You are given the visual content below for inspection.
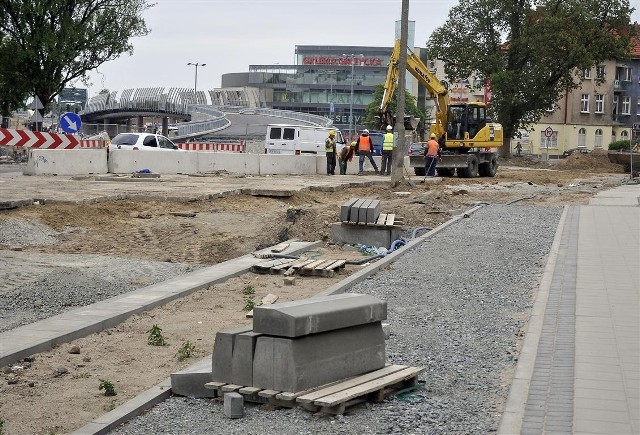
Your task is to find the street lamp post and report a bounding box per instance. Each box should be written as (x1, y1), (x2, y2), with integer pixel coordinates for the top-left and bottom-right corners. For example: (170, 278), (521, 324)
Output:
(187, 62), (206, 101)
(343, 54), (363, 140)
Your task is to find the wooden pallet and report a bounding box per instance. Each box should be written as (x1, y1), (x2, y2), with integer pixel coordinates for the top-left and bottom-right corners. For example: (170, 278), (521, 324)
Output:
(204, 364), (424, 415)
(342, 213), (404, 228)
(251, 257), (347, 277)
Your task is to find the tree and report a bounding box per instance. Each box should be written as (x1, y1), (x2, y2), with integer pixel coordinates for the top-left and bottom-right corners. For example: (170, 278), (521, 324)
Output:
(426, 0), (634, 154)
(363, 85), (426, 132)
(0, 0), (153, 114)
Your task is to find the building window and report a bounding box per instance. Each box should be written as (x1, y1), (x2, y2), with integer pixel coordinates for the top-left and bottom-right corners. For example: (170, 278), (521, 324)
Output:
(595, 94), (604, 114)
(580, 94), (590, 113)
(540, 131), (558, 149)
(583, 68), (591, 79)
(622, 97), (631, 115)
(596, 64), (605, 80)
(613, 95), (619, 119)
(623, 66), (632, 81)
(595, 129), (603, 148)
(578, 128), (586, 147)
(621, 130), (629, 139)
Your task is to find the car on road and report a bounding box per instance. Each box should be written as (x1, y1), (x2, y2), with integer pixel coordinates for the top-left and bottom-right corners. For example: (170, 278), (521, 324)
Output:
(561, 146), (590, 158)
(109, 133), (182, 151)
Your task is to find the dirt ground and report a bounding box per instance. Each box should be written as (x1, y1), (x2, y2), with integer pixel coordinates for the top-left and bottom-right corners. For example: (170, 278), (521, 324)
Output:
(0, 150), (630, 435)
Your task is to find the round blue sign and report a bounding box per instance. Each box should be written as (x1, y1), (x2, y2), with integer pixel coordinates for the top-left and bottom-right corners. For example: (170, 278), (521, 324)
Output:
(60, 112), (82, 134)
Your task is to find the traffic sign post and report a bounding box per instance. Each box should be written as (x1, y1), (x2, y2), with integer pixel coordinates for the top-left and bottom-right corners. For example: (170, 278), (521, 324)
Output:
(544, 127), (553, 161)
(60, 112), (82, 134)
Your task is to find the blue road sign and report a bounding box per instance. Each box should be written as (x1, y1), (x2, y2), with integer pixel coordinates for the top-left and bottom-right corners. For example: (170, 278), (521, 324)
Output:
(60, 112), (82, 134)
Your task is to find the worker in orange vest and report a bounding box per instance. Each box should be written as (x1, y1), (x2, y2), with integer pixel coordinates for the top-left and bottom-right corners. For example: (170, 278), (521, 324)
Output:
(424, 133), (440, 177)
(355, 129), (379, 175)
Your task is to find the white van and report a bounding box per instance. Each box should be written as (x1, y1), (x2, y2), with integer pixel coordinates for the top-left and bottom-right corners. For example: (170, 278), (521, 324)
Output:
(265, 124), (345, 155)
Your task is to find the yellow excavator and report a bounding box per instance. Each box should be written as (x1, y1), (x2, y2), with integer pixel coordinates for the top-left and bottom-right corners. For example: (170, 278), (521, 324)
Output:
(380, 39), (503, 177)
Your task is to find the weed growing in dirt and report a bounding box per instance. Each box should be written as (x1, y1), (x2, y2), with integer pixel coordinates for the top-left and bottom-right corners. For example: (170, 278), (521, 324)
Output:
(243, 296), (256, 311)
(176, 340), (197, 361)
(0, 417), (5, 435)
(147, 324), (168, 346)
(99, 379), (117, 396)
(242, 285), (255, 295)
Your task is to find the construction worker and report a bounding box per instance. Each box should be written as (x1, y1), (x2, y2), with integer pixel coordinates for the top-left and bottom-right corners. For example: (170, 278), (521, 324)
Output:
(325, 130), (337, 175)
(355, 129), (379, 175)
(380, 125), (394, 176)
(424, 133), (440, 177)
(338, 141), (356, 175)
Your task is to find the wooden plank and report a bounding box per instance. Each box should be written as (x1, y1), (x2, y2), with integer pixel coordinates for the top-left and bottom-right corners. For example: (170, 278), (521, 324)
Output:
(239, 386), (262, 395)
(296, 365), (407, 404)
(291, 259), (315, 269)
(277, 375), (359, 401)
(375, 213), (387, 226)
(313, 260), (336, 270)
(204, 381), (225, 390)
(221, 384), (243, 393)
(302, 259), (325, 270)
(384, 213), (395, 226)
(257, 389), (280, 398)
(313, 367), (424, 407)
(271, 243), (290, 253)
(271, 259), (297, 271)
(325, 259), (346, 271)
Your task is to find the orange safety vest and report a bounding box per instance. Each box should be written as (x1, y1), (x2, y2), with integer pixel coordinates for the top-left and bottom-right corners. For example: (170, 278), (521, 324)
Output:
(358, 135), (372, 152)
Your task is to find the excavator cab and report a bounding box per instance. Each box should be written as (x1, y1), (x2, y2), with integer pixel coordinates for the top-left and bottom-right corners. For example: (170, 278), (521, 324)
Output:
(445, 104), (488, 141)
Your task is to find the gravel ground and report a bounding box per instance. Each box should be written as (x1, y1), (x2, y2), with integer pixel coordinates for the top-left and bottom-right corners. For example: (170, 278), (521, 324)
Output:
(113, 204), (563, 435)
(0, 217), (197, 332)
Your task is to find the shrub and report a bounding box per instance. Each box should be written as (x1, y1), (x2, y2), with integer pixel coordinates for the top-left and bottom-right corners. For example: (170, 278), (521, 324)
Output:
(176, 341), (196, 361)
(99, 379), (117, 396)
(147, 324), (168, 346)
(609, 140), (631, 151)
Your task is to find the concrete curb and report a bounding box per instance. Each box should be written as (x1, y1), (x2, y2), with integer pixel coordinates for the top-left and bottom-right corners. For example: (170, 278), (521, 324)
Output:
(73, 204), (487, 434)
(497, 205), (569, 434)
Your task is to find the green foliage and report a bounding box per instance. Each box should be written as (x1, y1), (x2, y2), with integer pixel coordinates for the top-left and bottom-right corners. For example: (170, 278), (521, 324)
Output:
(98, 379), (116, 396)
(0, 0), (154, 111)
(242, 285), (255, 295)
(243, 296), (256, 312)
(72, 372), (91, 379)
(363, 84), (426, 131)
(426, 0), (635, 143)
(0, 417), (4, 435)
(609, 140), (631, 151)
(176, 341), (197, 361)
(147, 324), (168, 346)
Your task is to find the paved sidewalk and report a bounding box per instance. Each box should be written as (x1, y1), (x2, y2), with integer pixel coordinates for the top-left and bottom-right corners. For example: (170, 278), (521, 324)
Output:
(500, 183), (640, 434)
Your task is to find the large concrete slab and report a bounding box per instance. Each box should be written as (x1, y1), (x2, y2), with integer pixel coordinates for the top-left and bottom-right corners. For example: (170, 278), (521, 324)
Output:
(211, 325), (253, 383)
(25, 149), (108, 176)
(252, 321), (386, 392)
(340, 198), (359, 222)
(331, 221), (401, 249)
(170, 356), (215, 398)
(231, 331), (261, 386)
(252, 293), (386, 338)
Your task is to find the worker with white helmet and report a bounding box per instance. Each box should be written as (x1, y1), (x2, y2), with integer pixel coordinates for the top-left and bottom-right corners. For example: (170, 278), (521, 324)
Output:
(355, 129), (379, 175)
(380, 125), (394, 176)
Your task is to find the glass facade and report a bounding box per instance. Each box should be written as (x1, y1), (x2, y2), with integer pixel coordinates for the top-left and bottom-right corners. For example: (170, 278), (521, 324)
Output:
(249, 45), (393, 138)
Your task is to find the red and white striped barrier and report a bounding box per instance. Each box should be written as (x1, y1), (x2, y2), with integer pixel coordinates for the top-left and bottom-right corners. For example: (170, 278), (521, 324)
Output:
(177, 142), (245, 153)
(0, 128), (79, 149)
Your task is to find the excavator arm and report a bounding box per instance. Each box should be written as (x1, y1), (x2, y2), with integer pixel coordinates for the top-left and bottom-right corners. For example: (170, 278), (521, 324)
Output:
(380, 40), (449, 137)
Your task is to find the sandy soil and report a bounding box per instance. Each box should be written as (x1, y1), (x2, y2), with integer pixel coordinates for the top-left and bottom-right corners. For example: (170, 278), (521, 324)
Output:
(0, 150), (630, 434)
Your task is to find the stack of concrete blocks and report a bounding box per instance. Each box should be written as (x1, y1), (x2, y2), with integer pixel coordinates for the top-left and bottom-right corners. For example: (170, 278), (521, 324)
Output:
(331, 197), (400, 249)
(211, 293), (387, 393)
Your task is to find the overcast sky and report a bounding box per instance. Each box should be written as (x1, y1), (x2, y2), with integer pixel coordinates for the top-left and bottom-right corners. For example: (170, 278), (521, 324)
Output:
(81, 0), (640, 99)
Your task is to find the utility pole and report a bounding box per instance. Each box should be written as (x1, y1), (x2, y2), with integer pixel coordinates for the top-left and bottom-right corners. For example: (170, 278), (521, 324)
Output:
(391, 0), (409, 185)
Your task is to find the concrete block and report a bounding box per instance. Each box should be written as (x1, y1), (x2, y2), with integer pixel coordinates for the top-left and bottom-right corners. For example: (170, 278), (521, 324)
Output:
(283, 276), (296, 286)
(259, 155), (317, 175)
(252, 322), (386, 392)
(365, 199), (381, 224)
(224, 392), (244, 418)
(25, 149), (108, 176)
(349, 199), (366, 224)
(231, 332), (261, 387)
(358, 199), (373, 223)
(211, 325), (253, 383)
(108, 149), (198, 174)
(340, 198), (359, 222)
(170, 356), (215, 398)
(197, 152), (260, 175)
(331, 222), (401, 250)
(382, 322), (391, 339)
(252, 293), (386, 338)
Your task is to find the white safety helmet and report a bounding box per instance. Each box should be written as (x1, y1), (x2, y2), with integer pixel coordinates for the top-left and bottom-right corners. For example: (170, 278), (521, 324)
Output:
(362, 129), (369, 134)
(386, 125), (393, 131)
